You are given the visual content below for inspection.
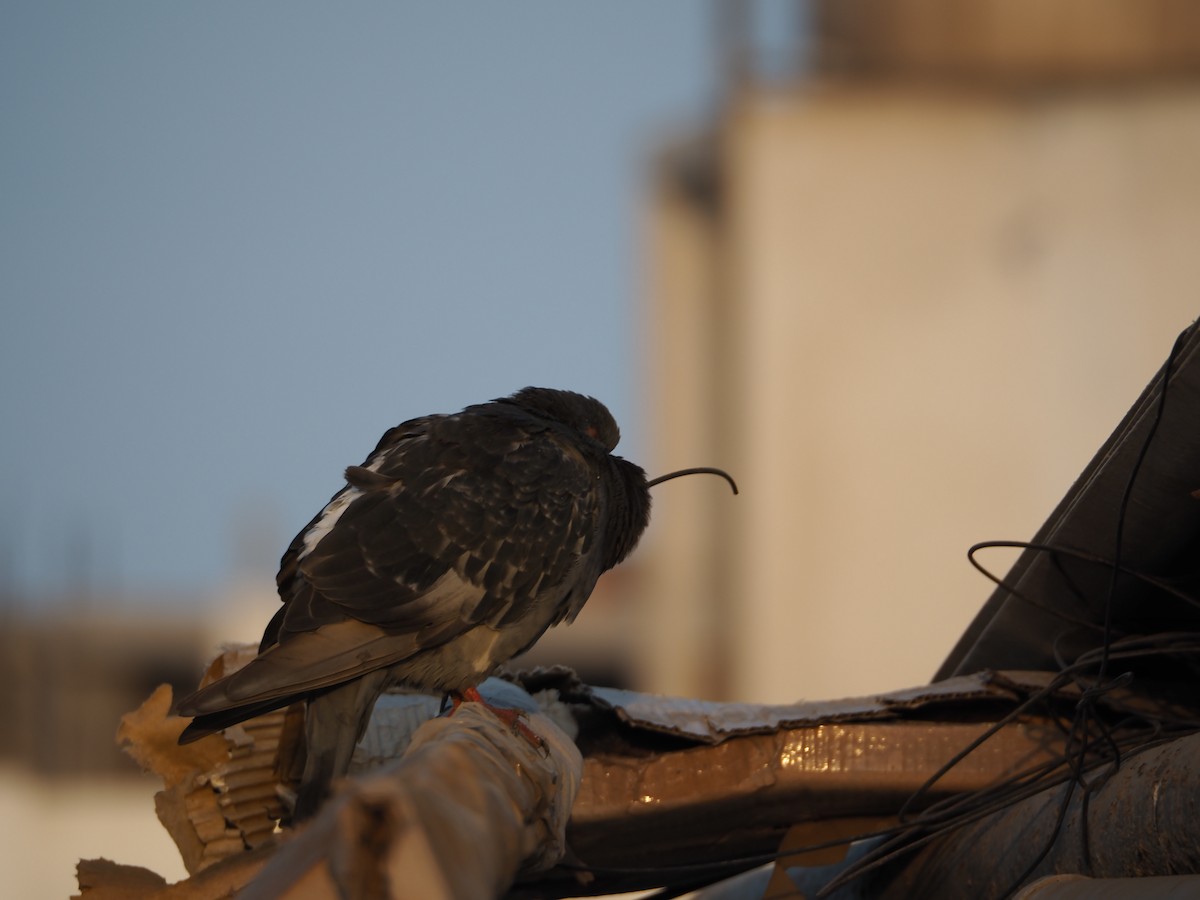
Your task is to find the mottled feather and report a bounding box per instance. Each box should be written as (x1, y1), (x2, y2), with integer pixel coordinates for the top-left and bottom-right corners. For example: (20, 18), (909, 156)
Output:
(175, 388), (651, 818)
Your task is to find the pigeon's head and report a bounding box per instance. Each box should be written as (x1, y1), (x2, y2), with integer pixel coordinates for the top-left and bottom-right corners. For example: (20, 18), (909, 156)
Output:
(504, 387), (621, 452)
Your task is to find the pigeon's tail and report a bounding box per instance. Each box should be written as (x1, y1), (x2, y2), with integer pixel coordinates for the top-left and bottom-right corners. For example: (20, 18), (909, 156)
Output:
(175, 619), (422, 745)
(173, 651), (303, 741)
(177, 694), (298, 744)
(291, 670), (392, 820)
(177, 669), (391, 821)
(174, 655), (309, 742)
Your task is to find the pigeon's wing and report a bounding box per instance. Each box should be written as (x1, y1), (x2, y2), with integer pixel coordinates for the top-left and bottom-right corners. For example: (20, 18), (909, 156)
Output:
(264, 416), (438, 647)
(177, 407), (604, 726)
(290, 409), (602, 634)
(177, 618), (416, 719)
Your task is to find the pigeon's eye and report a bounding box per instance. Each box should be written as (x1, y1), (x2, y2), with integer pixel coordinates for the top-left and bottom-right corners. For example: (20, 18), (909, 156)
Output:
(584, 425), (599, 440)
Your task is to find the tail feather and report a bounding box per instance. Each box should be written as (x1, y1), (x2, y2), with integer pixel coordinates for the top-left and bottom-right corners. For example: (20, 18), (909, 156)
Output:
(176, 620), (419, 717)
(177, 694), (299, 744)
(292, 670), (392, 820)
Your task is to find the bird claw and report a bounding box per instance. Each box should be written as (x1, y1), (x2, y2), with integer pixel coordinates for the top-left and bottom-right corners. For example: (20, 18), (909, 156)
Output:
(510, 716), (550, 757)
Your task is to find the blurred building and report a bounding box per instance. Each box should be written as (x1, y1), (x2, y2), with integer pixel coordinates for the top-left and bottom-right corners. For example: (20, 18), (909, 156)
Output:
(7, 0), (1200, 762)
(0, 598), (210, 775)
(634, 0), (1200, 703)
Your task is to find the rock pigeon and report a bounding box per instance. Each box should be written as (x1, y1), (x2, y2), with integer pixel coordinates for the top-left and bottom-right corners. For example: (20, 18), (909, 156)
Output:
(176, 387), (734, 819)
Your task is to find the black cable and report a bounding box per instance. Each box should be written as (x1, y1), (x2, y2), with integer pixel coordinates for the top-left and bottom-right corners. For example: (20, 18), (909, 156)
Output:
(562, 328), (1200, 900)
(819, 328), (1194, 899)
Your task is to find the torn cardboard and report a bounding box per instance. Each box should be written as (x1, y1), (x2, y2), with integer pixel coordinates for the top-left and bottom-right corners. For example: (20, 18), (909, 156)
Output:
(105, 654), (1151, 898)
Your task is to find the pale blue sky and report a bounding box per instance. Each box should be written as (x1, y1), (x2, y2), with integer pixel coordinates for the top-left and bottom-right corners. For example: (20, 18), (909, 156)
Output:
(1, 4), (718, 599)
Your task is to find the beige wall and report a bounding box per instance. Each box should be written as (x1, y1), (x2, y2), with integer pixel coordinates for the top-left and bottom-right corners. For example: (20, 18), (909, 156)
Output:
(640, 83), (1200, 703)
